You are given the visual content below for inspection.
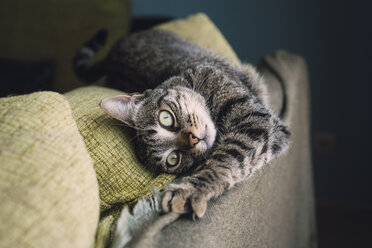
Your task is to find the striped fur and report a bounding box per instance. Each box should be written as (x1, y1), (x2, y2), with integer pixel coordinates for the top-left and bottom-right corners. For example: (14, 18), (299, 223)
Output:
(92, 30), (290, 218)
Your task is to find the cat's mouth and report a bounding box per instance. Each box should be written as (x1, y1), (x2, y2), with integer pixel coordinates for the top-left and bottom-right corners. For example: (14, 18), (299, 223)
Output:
(190, 125), (215, 155)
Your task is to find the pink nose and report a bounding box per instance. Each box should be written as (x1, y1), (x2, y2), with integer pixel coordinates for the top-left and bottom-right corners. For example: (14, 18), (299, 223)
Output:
(189, 133), (200, 148)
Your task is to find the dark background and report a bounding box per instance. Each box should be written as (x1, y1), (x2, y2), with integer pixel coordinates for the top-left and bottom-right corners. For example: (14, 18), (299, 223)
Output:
(132, 0), (372, 247)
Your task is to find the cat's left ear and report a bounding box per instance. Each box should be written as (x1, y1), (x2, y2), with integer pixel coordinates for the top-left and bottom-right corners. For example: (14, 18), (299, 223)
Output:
(100, 93), (143, 127)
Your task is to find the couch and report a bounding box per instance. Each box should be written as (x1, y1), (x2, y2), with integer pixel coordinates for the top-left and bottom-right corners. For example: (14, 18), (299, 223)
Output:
(0, 11), (316, 248)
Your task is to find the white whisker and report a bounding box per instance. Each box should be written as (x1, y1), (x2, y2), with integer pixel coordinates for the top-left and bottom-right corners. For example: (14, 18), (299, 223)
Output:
(128, 134), (140, 143)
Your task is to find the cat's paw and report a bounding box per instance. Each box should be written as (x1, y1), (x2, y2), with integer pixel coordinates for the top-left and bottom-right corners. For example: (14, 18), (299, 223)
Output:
(161, 180), (208, 219)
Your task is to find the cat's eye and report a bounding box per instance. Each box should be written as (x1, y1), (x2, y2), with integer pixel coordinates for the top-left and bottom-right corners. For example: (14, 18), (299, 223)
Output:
(166, 151), (181, 167)
(158, 110), (174, 128)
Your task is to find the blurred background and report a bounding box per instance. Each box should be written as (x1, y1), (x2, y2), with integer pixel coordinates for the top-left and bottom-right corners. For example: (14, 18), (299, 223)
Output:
(1, 0), (371, 247)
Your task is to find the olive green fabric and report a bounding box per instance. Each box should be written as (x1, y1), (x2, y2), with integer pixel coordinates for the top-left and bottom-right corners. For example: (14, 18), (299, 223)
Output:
(65, 86), (176, 212)
(0, 92), (100, 248)
(0, 0), (131, 92)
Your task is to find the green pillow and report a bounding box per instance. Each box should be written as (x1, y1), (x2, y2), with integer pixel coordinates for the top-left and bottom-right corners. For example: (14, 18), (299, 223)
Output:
(65, 87), (176, 213)
(0, 92), (99, 248)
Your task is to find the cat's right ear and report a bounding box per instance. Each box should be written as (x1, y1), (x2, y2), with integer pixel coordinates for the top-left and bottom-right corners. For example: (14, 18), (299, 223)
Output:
(100, 94), (142, 127)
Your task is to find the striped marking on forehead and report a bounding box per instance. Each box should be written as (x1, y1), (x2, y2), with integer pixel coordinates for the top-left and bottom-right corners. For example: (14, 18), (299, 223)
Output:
(165, 88), (206, 113)
(157, 90), (170, 107)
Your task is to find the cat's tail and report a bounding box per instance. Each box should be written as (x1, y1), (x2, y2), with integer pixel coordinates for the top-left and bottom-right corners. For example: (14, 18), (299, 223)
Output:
(73, 29), (108, 83)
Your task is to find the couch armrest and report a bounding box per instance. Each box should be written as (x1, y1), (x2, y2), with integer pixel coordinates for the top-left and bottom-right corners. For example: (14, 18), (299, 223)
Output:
(155, 51), (317, 248)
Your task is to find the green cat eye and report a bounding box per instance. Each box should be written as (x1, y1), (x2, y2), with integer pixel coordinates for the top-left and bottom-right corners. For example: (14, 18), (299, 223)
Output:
(158, 110), (174, 127)
(166, 151), (180, 167)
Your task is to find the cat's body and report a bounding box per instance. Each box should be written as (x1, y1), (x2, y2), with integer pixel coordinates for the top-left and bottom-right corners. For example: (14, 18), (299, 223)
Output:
(74, 29), (290, 218)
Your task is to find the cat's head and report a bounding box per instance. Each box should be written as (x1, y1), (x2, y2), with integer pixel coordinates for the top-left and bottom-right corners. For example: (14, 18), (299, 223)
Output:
(100, 84), (216, 175)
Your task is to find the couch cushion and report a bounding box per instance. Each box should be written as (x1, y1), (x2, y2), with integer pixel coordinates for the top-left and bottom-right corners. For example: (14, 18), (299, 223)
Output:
(0, 92), (99, 248)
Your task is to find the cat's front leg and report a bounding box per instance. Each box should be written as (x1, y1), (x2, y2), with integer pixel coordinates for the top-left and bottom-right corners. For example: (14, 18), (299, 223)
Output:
(161, 117), (290, 218)
(161, 153), (245, 218)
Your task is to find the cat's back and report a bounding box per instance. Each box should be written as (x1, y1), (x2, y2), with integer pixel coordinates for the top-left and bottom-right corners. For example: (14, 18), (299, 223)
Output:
(109, 29), (208, 66)
(105, 30), (230, 92)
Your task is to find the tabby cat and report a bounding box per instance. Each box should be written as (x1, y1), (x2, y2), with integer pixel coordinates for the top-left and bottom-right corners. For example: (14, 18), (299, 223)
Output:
(74, 29), (290, 218)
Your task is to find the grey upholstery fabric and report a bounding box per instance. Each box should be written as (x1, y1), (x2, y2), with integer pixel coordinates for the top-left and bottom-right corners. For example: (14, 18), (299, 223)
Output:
(257, 58), (285, 117)
(155, 51), (317, 248)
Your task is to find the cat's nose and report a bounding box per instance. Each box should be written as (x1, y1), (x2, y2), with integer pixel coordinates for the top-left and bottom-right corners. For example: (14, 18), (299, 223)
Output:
(189, 133), (200, 148)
